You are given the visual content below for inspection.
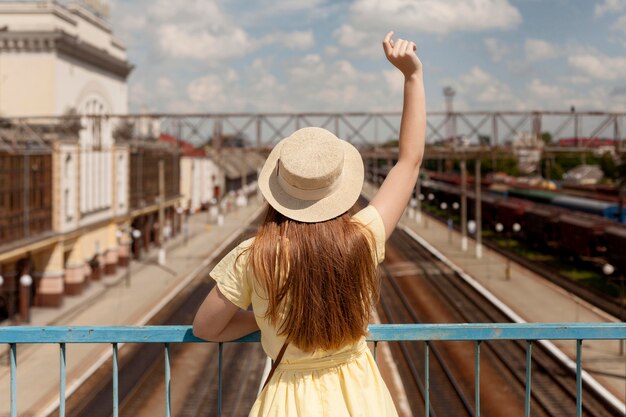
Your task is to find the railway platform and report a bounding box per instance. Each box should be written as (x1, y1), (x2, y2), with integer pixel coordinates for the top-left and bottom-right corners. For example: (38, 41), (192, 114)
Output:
(0, 198), (264, 417)
(362, 182), (626, 405)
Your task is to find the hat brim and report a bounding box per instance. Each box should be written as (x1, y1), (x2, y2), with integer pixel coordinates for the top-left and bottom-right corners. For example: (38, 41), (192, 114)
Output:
(258, 138), (364, 223)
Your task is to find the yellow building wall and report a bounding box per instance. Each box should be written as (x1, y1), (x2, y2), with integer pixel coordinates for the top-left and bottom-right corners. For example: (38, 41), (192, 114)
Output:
(0, 52), (56, 117)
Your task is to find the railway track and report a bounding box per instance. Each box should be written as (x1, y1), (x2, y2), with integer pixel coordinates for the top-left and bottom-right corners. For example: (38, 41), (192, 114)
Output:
(378, 222), (619, 416)
(423, 205), (624, 320)
(59, 197), (620, 417)
(59, 223), (263, 417)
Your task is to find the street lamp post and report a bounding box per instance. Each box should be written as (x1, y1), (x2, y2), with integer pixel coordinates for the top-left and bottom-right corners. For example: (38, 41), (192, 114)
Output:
(19, 274), (32, 323)
(127, 229), (142, 287)
(418, 193), (426, 227)
(176, 207), (189, 246)
(495, 223), (510, 280)
(496, 222), (521, 280)
(440, 202), (453, 243)
(603, 263), (624, 355)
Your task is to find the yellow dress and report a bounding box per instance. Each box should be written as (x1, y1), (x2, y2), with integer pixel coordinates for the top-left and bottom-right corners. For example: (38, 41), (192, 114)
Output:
(210, 206), (399, 417)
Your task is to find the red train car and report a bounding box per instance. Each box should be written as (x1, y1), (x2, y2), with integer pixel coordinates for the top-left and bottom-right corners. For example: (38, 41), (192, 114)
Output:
(604, 225), (626, 273)
(522, 206), (561, 247)
(495, 198), (534, 231)
(557, 214), (610, 258)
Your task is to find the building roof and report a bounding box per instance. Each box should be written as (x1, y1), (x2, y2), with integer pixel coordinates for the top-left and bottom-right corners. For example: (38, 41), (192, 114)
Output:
(558, 138), (617, 147)
(563, 164), (603, 185)
(159, 134), (205, 157)
(217, 150), (265, 179)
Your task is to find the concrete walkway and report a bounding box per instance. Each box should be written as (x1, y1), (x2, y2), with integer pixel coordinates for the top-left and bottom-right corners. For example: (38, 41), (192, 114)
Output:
(0, 198), (264, 417)
(362, 182), (626, 406)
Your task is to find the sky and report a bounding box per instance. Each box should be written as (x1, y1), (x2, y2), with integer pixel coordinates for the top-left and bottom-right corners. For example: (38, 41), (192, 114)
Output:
(109, 0), (626, 114)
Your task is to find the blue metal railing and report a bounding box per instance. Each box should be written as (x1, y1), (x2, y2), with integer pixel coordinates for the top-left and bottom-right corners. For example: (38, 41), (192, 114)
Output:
(2, 323), (625, 417)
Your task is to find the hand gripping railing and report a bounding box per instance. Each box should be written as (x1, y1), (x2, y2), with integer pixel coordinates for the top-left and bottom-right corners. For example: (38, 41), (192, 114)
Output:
(2, 323), (626, 417)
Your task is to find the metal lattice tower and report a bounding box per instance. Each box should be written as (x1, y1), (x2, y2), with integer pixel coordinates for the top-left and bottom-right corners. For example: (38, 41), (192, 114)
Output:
(443, 86), (456, 141)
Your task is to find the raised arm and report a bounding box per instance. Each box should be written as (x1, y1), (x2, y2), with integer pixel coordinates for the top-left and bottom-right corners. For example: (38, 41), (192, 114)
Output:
(370, 31), (426, 240)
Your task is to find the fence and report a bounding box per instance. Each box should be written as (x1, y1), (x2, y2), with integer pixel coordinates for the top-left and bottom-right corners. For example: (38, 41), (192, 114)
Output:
(1, 323), (625, 417)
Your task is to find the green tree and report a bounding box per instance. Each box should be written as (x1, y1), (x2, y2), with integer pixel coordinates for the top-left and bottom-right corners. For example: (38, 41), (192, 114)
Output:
(478, 135), (491, 146)
(540, 131), (553, 145)
(599, 152), (618, 179)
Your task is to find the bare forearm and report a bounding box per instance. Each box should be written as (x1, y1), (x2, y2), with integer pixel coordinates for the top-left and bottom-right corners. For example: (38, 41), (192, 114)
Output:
(195, 310), (259, 342)
(398, 73), (426, 167)
(212, 310), (259, 341)
(192, 286), (259, 342)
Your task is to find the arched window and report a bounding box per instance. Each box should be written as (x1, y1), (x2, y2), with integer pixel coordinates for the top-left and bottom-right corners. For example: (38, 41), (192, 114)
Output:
(82, 98), (107, 150)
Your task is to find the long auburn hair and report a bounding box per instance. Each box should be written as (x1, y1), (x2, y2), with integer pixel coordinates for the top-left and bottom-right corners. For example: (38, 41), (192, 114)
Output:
(247, 204), (379, 352)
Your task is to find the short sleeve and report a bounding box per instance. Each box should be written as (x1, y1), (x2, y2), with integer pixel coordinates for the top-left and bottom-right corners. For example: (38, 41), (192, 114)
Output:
(209, 238), (254, 310)
(352, 205), (386, 264)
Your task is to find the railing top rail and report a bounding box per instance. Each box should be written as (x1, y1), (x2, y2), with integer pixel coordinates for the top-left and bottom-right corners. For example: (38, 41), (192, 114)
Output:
(3, 110), (626, 120)
(1, 323), (625, 344)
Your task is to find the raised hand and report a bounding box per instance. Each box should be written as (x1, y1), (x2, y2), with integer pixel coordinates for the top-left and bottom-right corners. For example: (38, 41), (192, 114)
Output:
(382, 31), (422, 79)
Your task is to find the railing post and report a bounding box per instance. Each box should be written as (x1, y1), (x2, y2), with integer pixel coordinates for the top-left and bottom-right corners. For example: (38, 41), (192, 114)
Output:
(165, 343), (171, 417)
(60, 343), (66, 417)
(525, 341), (532, 417)
(10, 343), (17, 417)
(112, 343), (119, 417)
(576, 340), (582, 417)
(218, 342), (224, 417)
(424, 341), (430, 417)
(475, 340), (481, 417)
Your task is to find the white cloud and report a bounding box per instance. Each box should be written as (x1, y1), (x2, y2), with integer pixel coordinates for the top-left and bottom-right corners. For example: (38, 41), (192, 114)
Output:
(347, 0), (522, 35)
(157, 77), (175, 96)
(568, 53), (626, 80)
(333, 0), (521, 60)
(525, 38), (558, 62)
(595, 0), (626, 16)
(332, 24), (380, 58)
(260, 31), (315, 50)
(149, 0), (224, 21)
(527, 79), (563, 101)
(118, 14), (147, 32)
(610, 14), (626, 33)
(484, 38), (509, 63)
(611, 86), (626, 96)
(187, 74), (225, 103)
(558, 75), (592, 85)
(454, 67), (516, 105)
(383, 69), (404, 94)
(158, 24), (251, 60)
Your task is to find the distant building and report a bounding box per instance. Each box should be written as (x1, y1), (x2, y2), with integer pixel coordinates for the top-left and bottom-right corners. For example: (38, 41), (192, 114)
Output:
(513, 132), (543, 175)
(0, 2), (180, 322)
(0, 1), (132, 117)
(563, 165), (604, 185)
(160, 134), (224, 213)
(557, 138), (617, 155)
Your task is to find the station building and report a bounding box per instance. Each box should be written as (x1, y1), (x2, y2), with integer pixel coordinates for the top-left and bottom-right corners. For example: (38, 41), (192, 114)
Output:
(0, 1), (181, 321)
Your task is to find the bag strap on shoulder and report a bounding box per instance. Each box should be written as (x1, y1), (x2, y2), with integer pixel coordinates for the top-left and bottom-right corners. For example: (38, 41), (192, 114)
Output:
(262, 341), (289, 390)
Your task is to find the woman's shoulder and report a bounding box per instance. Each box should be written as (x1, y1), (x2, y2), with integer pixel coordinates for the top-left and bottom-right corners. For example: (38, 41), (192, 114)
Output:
(352, 205), (385, 233)
(239, 236), (256, 249)
(351, 205), (386, 263)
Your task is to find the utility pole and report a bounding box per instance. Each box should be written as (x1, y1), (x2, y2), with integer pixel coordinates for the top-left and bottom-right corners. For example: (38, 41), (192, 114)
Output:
(475, 159), (482, 258)
(460, 156), (468, 251)
(443, 86), (456, 142)
(158, 160), (166, 266)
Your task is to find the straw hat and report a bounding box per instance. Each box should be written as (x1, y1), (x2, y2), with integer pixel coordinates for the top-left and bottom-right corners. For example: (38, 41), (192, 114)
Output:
(258, 127), (364, 223)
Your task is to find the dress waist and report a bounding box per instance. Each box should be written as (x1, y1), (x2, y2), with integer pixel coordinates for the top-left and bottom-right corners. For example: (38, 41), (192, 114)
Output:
(277, 342), (368, 371)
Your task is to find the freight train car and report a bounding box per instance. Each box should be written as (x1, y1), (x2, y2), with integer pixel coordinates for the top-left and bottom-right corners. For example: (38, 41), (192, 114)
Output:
(557, 214), (611, 258)
(495, 198), (534, 231)
(522, 206), (561, 248)
(604, 225), (626, 273)
(551, 195), (625, 222)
